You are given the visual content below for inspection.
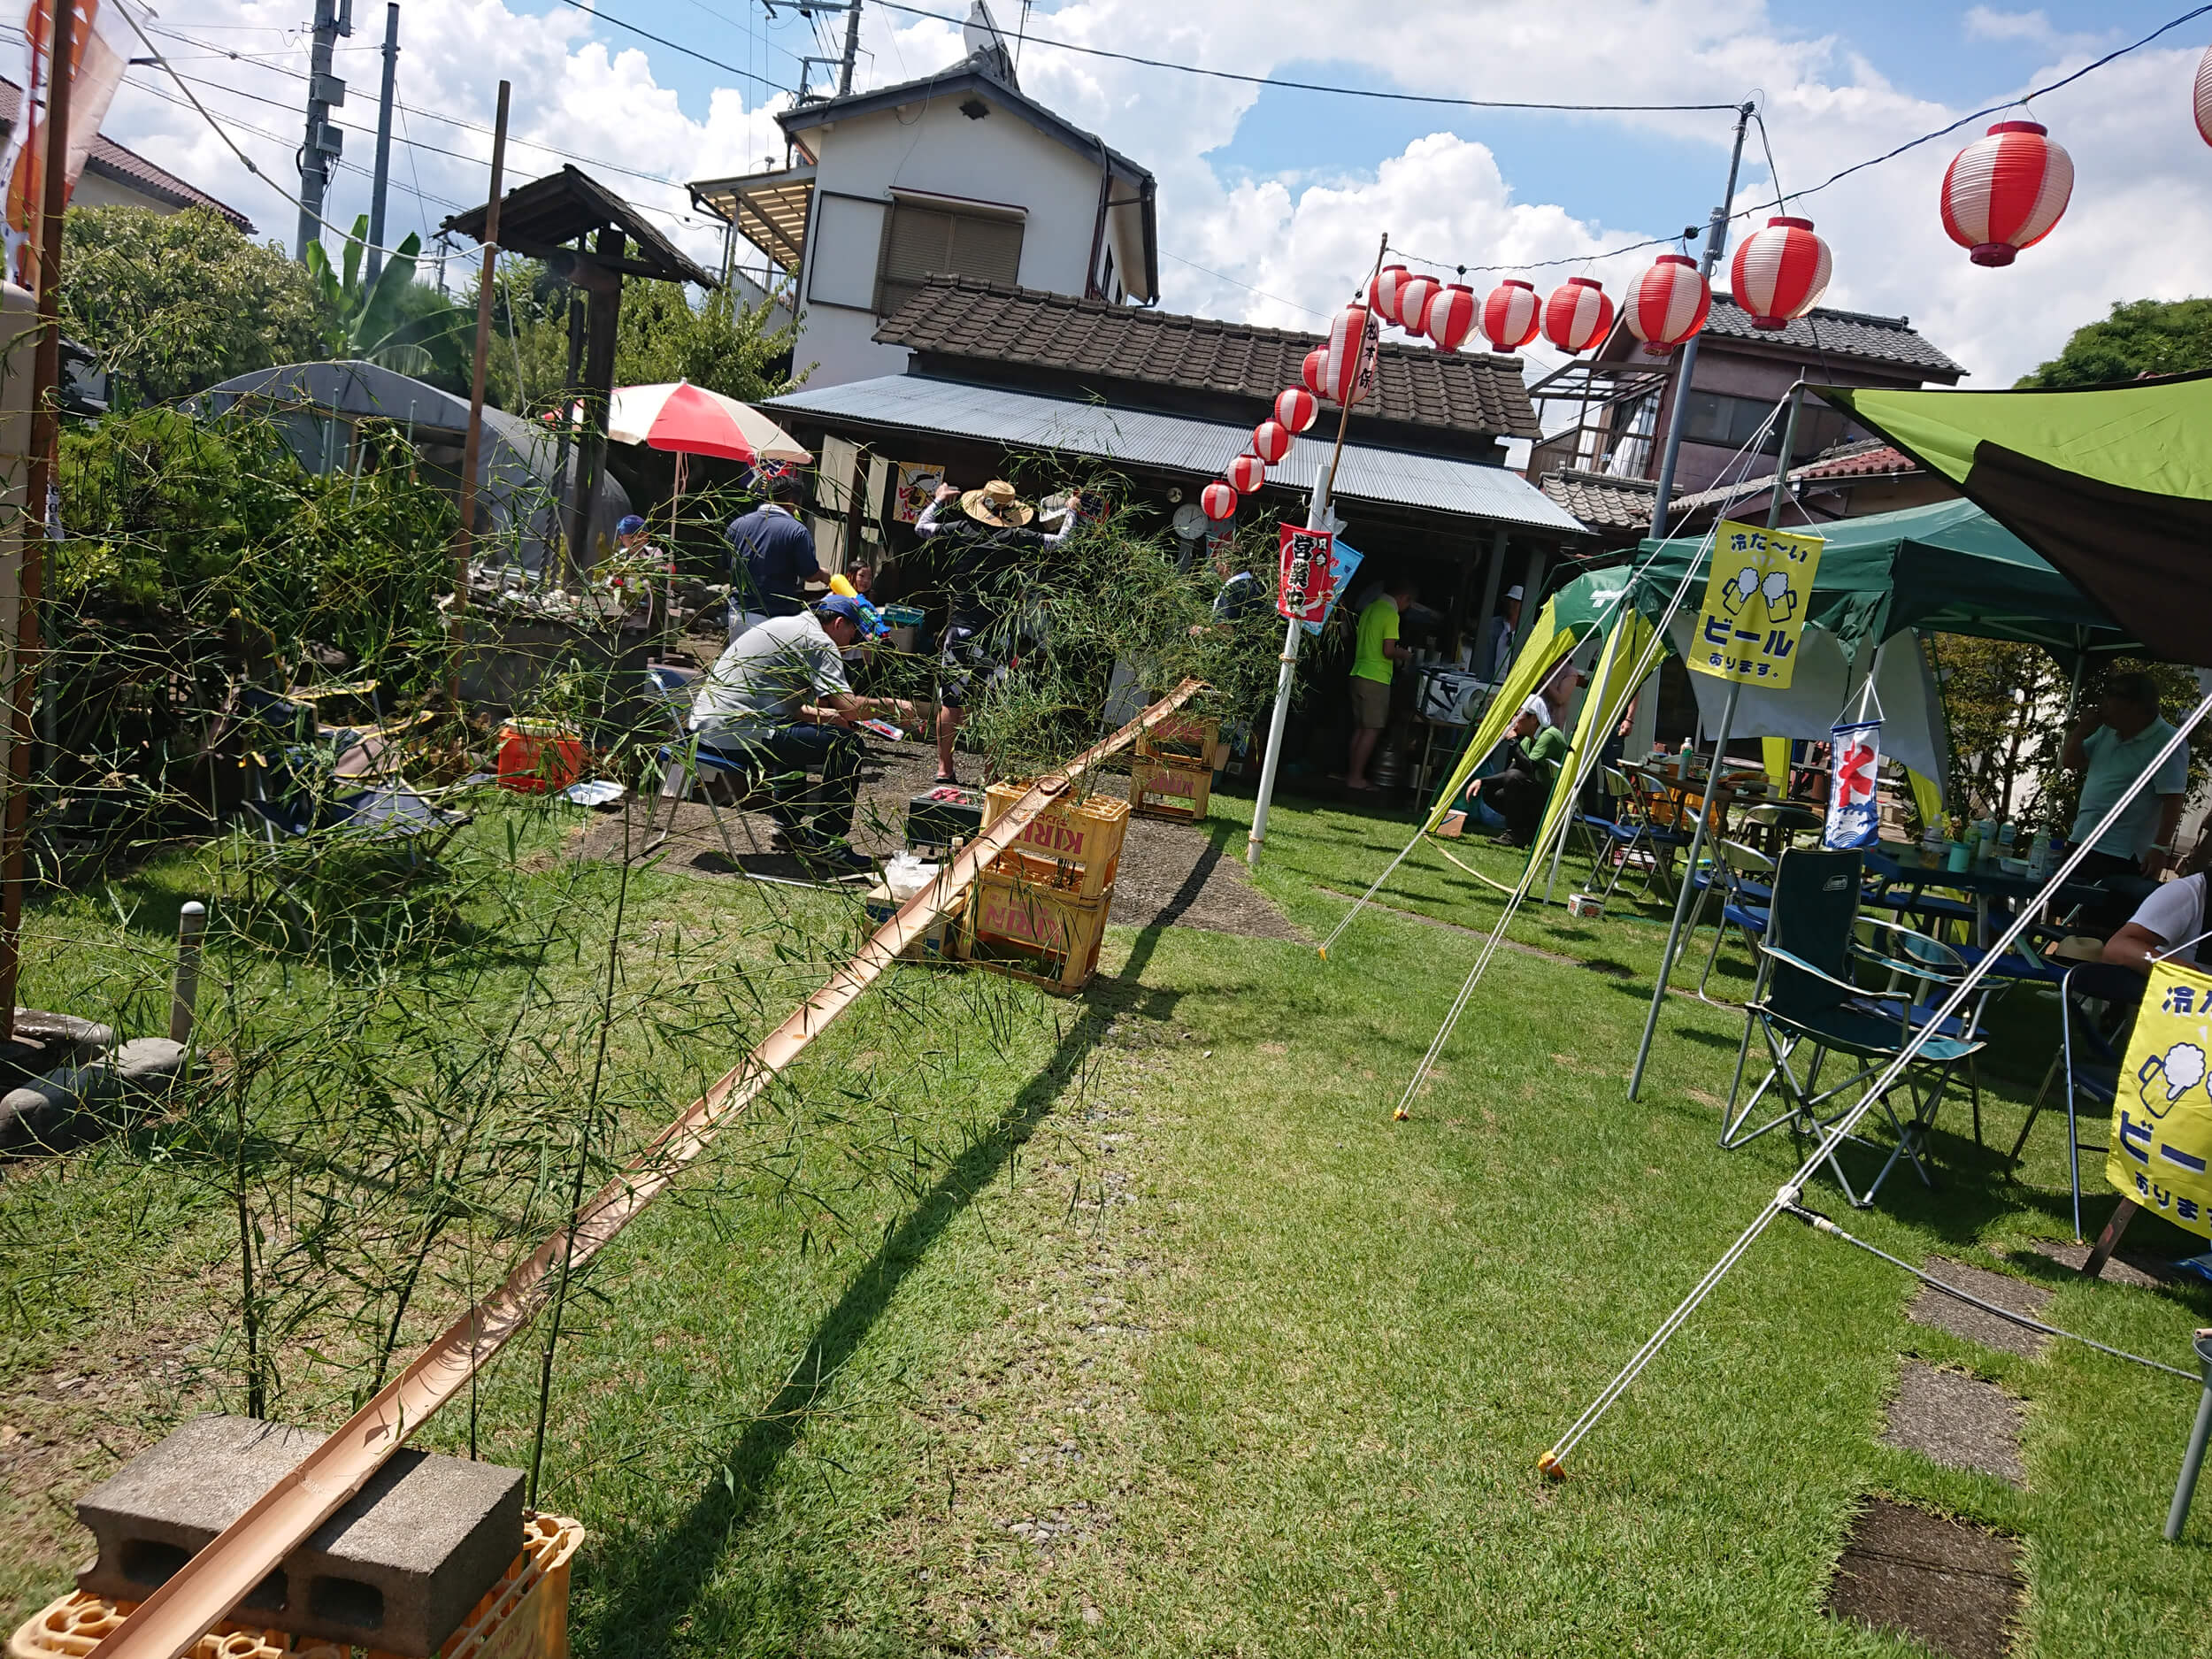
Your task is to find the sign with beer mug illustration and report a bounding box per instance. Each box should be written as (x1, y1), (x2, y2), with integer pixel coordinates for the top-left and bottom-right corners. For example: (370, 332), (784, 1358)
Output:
(2107, 960), (2212, 1240)
(1692, 519), (1824, 688)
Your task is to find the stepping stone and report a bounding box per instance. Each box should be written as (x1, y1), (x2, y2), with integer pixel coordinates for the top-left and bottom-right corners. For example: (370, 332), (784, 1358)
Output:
(2018, 1237), (2177, 1290)
(1908, 1258), (2053, 1357)
(1825, 1497), (2024, 1659)
(1880, 1361), (2025, 1486)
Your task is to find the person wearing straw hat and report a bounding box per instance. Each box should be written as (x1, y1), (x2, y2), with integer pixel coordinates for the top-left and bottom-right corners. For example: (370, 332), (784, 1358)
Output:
(913, 480), (1075, 785)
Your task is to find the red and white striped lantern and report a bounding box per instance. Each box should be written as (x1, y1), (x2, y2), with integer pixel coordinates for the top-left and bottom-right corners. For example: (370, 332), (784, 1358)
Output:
(1201, 480), (1238, 521)
(1370, 263), (1412, 326)
(2197, 44), (2212, 146)
(1624, 254), (1711, 357)
(1301, 346), (1327, 397)
(1424, 282), (1477, 351)
(1274, 386), (1318, 434)
(1251, 418), (1292, 465)
(1320, 303), (1372, 405)
(1729, 216), (1832, 331)
(1939, 120), (2073, 267)
(1480, 279), (1540, 350)
(1541, 277), (1614, 354)
(1225, 452), (1267, 494)
(1396, 273), (1441, 338)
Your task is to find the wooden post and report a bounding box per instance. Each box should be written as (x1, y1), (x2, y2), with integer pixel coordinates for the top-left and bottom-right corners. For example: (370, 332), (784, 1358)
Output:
(567, 225), (623, 587)
(0, 0), (74, 1042)
(450, 80), (511, 706)
(2080, 1197), (2137, 1279)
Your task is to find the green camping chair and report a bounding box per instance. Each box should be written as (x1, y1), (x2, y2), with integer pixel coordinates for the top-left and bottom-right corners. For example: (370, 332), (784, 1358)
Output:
(1722, 847), (1987, 1208)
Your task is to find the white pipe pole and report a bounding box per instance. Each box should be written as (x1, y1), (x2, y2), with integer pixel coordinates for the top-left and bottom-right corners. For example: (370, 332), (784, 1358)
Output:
(1246, 459), (1333, 868)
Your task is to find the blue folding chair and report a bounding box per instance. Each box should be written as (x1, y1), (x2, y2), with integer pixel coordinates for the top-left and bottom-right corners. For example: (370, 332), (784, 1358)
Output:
(2009, 958), (2145, 1241)
(1724, 848), (1988, 1207)
(1571, 766), (1647, 902)
(1694, 839), (1775, 1001)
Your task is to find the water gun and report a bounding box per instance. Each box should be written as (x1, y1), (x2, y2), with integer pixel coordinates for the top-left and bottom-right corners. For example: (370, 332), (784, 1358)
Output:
(829, 572), (890, 638)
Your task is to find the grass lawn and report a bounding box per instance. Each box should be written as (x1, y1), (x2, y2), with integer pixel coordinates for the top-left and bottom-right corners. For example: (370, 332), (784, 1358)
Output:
(4, 780), (2210, 1656)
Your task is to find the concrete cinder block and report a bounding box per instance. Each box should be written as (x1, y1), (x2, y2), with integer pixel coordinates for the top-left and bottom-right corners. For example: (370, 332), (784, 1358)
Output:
(76, 1415), (525, 1657)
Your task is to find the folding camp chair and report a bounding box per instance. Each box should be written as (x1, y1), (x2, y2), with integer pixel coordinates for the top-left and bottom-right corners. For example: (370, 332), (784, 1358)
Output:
(232, 685), (467, 866)
(1694, 840), (1775, 1002)
(2008, 958), (2145, 1240)
(1618, 770), (1697, 901)
(1722, 847), (1987, 1208)
(640, 664), (765, 867)
(1570, 767), (1646, 902)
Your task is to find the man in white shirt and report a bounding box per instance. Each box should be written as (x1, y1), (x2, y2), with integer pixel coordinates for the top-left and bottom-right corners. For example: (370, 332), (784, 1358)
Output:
(2104, 867), (2212, 973)
(691, 595), (910, 872)
(2063, 672), (2190, 928)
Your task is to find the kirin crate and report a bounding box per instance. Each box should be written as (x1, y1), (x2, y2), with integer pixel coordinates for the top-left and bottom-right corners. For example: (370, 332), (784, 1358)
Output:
(957, 869), (1109, 995)
(1134, 712), (1220, 770)
(981, 782), (1128, 898)
(1130, 756), (1211, 822)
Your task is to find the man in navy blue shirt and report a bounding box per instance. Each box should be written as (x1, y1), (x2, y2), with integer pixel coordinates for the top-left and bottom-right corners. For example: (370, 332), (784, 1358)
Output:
(726, 472), (828, 641)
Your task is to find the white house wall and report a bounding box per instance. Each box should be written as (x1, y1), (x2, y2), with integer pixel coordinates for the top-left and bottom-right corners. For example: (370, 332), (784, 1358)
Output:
(793, 95), (1116, 388)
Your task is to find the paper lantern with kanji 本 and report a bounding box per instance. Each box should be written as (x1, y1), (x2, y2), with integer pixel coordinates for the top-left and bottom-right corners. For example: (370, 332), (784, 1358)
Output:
(1226, 452), (1267, 493)
(2198, 44), (2212, 146)
(1541, 277), (1614, 354)
(1624, 254), (1710, 356)
(1480, 279), (1541, 349)
(1320, 303), (1373, 404)
(1201, 480), (1238, 520)
(1301, 347), (1327, 396)
(1424, 282), (1477, 351)
(1939, 120), (2073, 266)
(1251, 418), (1292, 464)
(1730, 216), (1832, 330)
(1370, 263), (1412, 326)
(1396, 273), (1441, 338)
(1274, 386), (1318, 433)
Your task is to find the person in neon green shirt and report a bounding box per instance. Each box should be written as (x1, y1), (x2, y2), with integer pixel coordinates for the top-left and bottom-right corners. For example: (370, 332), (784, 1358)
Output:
(1340, 578), (1417, 790)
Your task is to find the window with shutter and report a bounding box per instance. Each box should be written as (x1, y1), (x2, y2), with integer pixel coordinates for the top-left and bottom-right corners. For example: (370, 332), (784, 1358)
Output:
(874, 201), (1025, 318)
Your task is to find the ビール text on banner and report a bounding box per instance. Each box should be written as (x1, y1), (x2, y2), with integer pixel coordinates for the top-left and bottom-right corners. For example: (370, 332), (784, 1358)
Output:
(2107, 959), (2212, 1241)
(1278, 526), (1337, 624)
(1692, 519), (1824, 688)
(1825, 720), (1881, 849)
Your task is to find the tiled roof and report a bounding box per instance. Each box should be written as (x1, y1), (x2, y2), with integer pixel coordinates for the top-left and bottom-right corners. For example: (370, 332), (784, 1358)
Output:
(1540, 467), (1657, 532)
(0, 79), (253, 233)
(1793, 439), (1919, 480)
(874, 276), (1541, 441)
(1703, 296), (1966, 380)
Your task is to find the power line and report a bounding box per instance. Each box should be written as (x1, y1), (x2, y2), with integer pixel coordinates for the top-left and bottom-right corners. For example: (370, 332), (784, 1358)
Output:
(1159, 249), (1325, 320)
(868, 0), (1742, 111)
(547, 0), (793, 94)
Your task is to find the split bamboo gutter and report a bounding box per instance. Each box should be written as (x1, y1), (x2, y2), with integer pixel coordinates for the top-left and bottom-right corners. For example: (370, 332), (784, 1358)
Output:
(90, 678), (1205, 1659)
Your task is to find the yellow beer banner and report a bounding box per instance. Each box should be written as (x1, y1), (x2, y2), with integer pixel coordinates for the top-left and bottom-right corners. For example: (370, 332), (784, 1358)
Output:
(2107, 959), (2212, 1240)
(1691, 519), (1824, 689)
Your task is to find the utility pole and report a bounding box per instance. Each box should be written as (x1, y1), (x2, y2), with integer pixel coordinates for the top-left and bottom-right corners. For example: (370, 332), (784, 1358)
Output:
(295, 0), (353, 258)
(365, 4), (399, 282)
(838, 0), (860, 94)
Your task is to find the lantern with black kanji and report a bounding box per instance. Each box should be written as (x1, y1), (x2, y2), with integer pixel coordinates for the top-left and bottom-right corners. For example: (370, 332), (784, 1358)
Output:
(1201, 480), (1238, 521)
(1541, 278), (1614, 355)
(1480, 279), (1540, 350)
(1624, 255), (1710, 356)
(1275, 386), (1318, 433)
(1252, 419), (1292, 464)
(1729, 216), (1832, 330)
(1939, 120), (2073, 266)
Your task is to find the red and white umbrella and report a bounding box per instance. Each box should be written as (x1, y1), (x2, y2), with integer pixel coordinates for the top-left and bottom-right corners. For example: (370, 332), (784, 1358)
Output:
(603, 380), (811, 463)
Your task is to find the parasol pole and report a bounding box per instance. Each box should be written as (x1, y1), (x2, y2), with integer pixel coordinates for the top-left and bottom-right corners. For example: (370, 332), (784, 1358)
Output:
(1248, 231), (1387, 869)
(449, 80), (509, 709)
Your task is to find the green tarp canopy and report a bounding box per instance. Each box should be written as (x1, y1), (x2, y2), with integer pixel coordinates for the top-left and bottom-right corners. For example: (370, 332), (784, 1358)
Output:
(1817, 373), (2212, 668)
(1629, 495), (2142, 664)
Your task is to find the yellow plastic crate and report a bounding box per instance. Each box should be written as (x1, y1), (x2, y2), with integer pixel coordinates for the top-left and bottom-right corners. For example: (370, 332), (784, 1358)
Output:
(1135, 713), (1220, 770)
(982, 782), (1129, 899)
(1130, 756), (1212, 822)
(958, 871), (1110, 996)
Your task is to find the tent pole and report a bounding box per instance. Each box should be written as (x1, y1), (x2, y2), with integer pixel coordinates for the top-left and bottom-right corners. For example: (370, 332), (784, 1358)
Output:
(1628, 384), (1804, 1101)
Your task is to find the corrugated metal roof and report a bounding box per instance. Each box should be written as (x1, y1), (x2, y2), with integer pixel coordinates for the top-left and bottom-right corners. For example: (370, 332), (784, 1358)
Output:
(766, 374), (1587, 534)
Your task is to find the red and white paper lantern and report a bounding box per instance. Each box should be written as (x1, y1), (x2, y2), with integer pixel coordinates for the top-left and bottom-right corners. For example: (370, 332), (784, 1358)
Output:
(1201, 480), (1238, 521)
(1370, 263), (1412, 326)
(1226, 452), (1267, 494)
(1301, 346), (1327, 397)
(1480, 280), (1541, 350)
(1396, 273), (1441, 337)
(1939, 120), (2073, 267)
(2197, 44), (2212, 146)
(1251, 418), (1292, 464)
(1624, 255), (1711, 356)
(1320, 303), (1373, 405)
(1541, 277), (1614, 355)
(1274, 386), (1318, 434)
(1729, 216), (1832, 331)
(1424, 282), (1477, 351)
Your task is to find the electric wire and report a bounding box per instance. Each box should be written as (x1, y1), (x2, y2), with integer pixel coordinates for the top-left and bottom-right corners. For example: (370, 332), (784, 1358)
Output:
(548, 0), (793, 94)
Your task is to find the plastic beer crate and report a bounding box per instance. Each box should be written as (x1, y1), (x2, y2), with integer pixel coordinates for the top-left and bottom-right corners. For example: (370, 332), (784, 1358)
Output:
(1130, 756), (1211, 823)
(981, 782), (1129, 898)
(957, 870), (1109, 995)
(1134, 712), (1220, 770)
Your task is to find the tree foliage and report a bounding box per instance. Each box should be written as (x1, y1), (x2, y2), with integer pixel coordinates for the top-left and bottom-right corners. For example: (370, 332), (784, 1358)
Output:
(302, 216), (468, 386)
(60, 206), (329, 407)
(2017, 297), (2212, 388)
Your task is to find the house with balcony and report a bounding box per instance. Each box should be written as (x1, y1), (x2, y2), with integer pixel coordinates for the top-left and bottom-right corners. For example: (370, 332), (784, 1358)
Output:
(688, 24), (1156, 391)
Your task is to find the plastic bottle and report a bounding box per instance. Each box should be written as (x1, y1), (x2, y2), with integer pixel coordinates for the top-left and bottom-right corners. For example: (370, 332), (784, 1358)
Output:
(1999, 820), (2017, 857)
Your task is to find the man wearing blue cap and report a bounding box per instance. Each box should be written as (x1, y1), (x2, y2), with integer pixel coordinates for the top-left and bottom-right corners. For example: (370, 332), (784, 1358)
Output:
(689, 595), (910, 872)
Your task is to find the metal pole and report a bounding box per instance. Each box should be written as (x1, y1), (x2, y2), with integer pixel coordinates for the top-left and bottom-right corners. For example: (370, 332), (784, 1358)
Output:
(2167, 1329), (2212, 1541)
(168, 902), (206, 1045)
(1628, 382), (1804, 1101)
(294, 0), (349, 259)
(450, 81), (510, 707)
(365, 4), (399, 283)
(0, 0), (72, 1043)
(1642, 102), (1753, 536)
